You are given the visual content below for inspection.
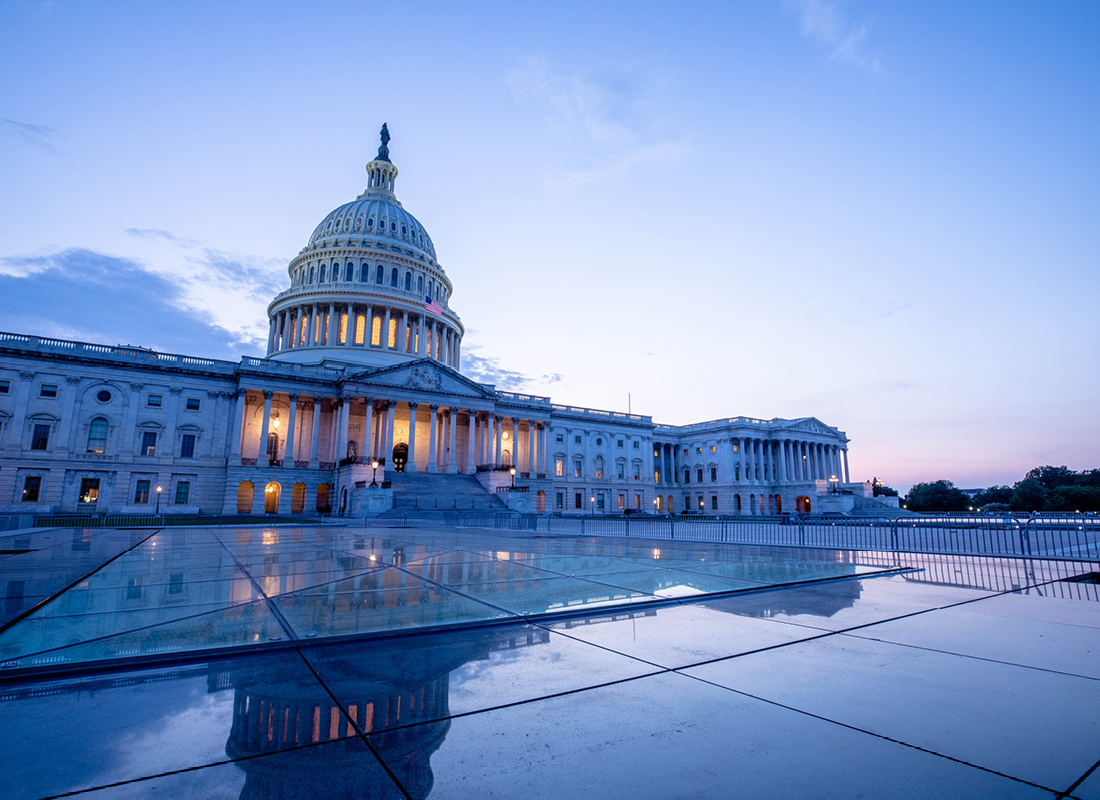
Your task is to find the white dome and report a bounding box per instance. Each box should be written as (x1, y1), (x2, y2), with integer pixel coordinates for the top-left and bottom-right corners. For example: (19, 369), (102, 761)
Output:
(308, 195), (436, 261)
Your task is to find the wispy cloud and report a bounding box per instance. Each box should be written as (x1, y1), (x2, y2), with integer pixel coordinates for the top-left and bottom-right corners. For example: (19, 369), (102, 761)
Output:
(507, 56), (685, 189)
(2, 117), (59, 153)
(461, 345), (562, 392)
(125, 228), (195, 244)
(783, 0), (881, 70)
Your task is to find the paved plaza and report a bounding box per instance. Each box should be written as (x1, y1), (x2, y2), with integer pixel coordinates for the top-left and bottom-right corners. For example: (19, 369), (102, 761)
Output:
(1, 524), (1098, 799)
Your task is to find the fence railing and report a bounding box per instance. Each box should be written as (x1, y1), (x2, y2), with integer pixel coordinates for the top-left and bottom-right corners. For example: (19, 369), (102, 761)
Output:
(25, 513), (347, 529)
(356, 512), (1100, 561)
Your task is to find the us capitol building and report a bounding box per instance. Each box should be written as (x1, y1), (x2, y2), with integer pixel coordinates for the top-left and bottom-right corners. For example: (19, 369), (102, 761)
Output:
(0, 126), (866, 518)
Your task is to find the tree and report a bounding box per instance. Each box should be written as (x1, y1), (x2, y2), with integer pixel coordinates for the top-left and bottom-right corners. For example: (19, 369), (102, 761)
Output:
(873, 482), (899, 498)
(904, 480), (971, 513)
(1010, 478), (1048, 512)
(972, 485), (1013, 506)
(1024, 466), (1076, 491)
(1046, 486), (1100, 512)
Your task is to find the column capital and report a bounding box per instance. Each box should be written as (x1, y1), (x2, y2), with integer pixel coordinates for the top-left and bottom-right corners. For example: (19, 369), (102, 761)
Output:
(408, 401), (419, 409)
(21, 371), (35, 381)
(430, 404), (439, 411)
(66, 376), (81, 385)
(262, 390), (273, 399)
(129, 382), (143, 392)
(288, 393), (300, 402)
(171, 387), (183, 396)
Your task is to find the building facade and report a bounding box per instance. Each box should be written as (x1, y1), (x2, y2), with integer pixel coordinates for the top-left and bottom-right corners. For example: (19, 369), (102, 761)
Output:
(0, 129), (857, 517)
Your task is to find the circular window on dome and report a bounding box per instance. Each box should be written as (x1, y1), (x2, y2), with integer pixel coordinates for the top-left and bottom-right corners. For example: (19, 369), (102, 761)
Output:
(391, 222), (397, 231)
(368, 218), (374, 227)
(96, 389), (112, 403)
(596, 438), (603, 446)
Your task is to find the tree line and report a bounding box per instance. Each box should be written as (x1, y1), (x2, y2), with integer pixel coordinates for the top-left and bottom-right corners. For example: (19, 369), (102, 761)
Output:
(893, 466), (1100, 513)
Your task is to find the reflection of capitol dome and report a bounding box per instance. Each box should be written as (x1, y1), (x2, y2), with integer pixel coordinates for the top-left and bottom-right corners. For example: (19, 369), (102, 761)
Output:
(264, 123), (463, 371)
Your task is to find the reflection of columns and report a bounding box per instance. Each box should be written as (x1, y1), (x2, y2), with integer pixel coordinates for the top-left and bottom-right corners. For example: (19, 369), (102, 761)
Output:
(285, 394), (299, 463)
(467, 411), (476, 473)
(427, 405), (439, 473)
(407, 402), (419, 471)
(447, 409), (457, 473)
(494, 416), (502, 464)
(309, 399), (322, 465)
(842, 447), (850, 483)
(257, 391), (273, 462)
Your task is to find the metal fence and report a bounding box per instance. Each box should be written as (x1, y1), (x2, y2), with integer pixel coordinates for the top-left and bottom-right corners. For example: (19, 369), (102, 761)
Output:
(356, 512), (1100, 562)
(21, 513), (347, 529)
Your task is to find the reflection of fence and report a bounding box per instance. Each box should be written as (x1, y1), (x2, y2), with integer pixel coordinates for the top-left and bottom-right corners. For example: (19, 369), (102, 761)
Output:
(358, 513), (1100, 562)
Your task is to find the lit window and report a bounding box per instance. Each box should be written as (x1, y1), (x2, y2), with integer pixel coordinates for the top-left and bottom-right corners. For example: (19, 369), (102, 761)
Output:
(634, 494), (641, 509)
(175, 481), (190, 504)
(698, 496), (705, 509)
(387, 318), (397, 348)
(339, 313), (348, 344)
(355, 315), (366, 344)
(141, 431), (157, 456)
(31, 424), (50, 451)
(555, 458), (564, 477)
(371, 316), (381, 346)
(147, 395), (162, 408)
(180, 434), (196, 458)
(682, 448), (688, 456)
(135, 480), (151, 503)
(696, 447), (702, 455)
(709, 445), (716, 453)
(594, 456), (604, 478)
(618, 493), (624, 510)
(86, 417), (108, 453)
(40, 384), (58, 398)
(22, 476), (41, 502)
(185, 398), (200, 411)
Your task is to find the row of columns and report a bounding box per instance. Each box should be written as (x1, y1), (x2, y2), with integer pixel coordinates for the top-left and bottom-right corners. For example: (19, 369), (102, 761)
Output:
(655, 439), (849, 485)
(266, 301), (460, 368)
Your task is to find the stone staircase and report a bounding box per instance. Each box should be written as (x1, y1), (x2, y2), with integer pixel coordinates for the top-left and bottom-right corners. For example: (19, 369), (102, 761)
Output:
(379, 471), (507, 515)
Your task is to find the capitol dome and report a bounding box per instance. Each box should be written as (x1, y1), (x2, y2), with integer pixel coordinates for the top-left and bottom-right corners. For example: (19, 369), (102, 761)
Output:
(263, 124), (463, 372)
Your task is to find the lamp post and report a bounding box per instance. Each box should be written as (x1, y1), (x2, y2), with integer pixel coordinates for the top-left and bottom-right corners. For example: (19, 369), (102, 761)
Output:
(155, 485), (162, 514)
(653, 498), (659, 515)
(510, 467), (516, 489)
(370, 460), (380, 487)
(829, 475), (839, 494)
(590, 495), (595, 515)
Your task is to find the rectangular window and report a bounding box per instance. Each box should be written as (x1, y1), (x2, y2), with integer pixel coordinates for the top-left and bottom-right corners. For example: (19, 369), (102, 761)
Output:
(0, 379), (9, 394)
(634, 494), (641, 510)
(555, 458), (564, 477)
(697, 469), (704, 483)
(596, 493), (605, 510)
(712, 495), (719, 510)
(147, 394), (162, 407)
(30, 424), (50, 451)
(555, 492), (563, 510)
(180, 434), (196, 458)
(555, 433), (564, 443)
(684, 495), (691, 511)
(574, 435), (582, 445)
(617, 440), (624, 448)
(175, 481), (191, 505)
(141, 431), (157, 456)
(633, 441), (640, 450)
(185, 398), (201, 411)
(78, 478), (100, 504)
(696, 447), (702, 455)
(698, 496), (705, 509)
(634, 464), (641, 480)
(709, 445), (716, 453)
(40, 384), (58, 398)
(126, 577), (142, 600)
(21, 476), (42, 502)
(168, 573), (184, 594)
(711, 467), (717, 482)
(617, 463), (625, 479)
(135, 480), (151, 504)
(574, 492), (582, 510)
(683, 448), (688, 456)
(684, 469), (690, 484)
(573, 458), (583, 478)
(618, 493), (624, 510)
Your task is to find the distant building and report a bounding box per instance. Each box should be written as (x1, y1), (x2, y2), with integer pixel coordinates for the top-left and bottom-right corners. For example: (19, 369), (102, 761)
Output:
(0, 130), (859, 517)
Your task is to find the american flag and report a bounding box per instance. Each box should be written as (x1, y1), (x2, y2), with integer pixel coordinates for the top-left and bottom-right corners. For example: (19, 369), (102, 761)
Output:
(425, 296), (443, 314)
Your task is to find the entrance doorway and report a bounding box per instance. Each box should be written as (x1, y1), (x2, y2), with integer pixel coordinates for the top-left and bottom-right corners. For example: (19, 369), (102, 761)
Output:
(392, 443), (408, 472)
(263, 482), (281, 514)
(78, 478), (100, 509)
(795, 495), (812, 513)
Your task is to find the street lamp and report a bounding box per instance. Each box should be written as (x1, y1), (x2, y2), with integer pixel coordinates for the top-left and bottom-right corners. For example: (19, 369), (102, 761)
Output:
(828, 475), (839, 494)
(510, 467), (516, 489)
(590, 495), (595, 515)
(653, 498), (659, 515)
(370, 460), (379, 487)
(155, 485), (162, 514)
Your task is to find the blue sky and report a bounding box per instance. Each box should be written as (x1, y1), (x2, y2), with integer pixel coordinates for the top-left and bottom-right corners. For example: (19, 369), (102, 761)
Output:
(1, 0), (1097, 491)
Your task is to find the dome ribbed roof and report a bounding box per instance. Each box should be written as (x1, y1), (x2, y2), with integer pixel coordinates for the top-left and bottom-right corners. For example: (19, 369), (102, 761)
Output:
(308, 195), (436, 261)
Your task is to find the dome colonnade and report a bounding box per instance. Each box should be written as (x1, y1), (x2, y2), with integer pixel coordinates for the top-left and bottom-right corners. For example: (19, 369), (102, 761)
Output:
(265, 126), (462, 370)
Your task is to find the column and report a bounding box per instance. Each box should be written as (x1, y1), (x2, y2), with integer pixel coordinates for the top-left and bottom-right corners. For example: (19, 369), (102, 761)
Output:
(364, 399), (375, 458)
(257, 391), (273, 462)
(407, 402), (419, 471)
(364, 304), (374, 346)
(454, 337), (461, 370)
(778, 439), (788, 483)
(399, 310), (408, 352)
(335, 400), (349, 461)
(285, 395), (299, 463)
(427, 405), (438, 472)
(53, 376), (81, 454)
(842, 448), (850, 483)
(447, 409), (458, 473)
(494, 416), (502, 464)
(510, 417), (519, 466)
(309, 399), (322, 466)
(386, 402), (396, 459)
(267, 316), (276, 354)
(228, 389), (245, 461)
(383, 307), (392, 349)
(467, 412), (476, 473)
(527, 421), (535, 474)
(292, 305), (302, 348)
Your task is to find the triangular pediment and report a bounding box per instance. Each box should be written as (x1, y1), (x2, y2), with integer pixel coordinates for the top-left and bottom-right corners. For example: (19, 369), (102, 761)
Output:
(343, 359), (495, 399)
(782, 417), (835, 436)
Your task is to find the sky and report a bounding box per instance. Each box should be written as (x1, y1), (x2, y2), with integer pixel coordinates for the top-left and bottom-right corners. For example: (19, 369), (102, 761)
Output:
(1, 0), (1097, 492)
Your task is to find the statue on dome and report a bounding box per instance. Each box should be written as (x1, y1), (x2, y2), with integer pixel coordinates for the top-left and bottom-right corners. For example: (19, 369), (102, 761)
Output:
(380, 122), (390, 148)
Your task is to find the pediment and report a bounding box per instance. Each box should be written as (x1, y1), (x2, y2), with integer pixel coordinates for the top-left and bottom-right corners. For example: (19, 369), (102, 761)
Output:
(784, 417), (835, 436)
(345, 359), (495, 399)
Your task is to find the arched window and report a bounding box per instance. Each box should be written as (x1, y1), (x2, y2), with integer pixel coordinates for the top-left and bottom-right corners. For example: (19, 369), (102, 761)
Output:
(355, 315), (365, 344)
(595, 455), (604, 479)
(371, 316), (381, 346)
(390, 267), (398, 287)
(428, 279), (433, 299)
(86, 417), (108, 453)
(316, 483), (331, 513)
(404, 271), (411, 290)
(339, 313), (348, 344)
(387, 317), (397, 348)
(360, 264), (369, 282)
(309, 266), (315, 283)
(417, 275), (423, 293)
(345, 263), (354, 281)
(319, 265), (326, 282)
(376, 265), (384, 284)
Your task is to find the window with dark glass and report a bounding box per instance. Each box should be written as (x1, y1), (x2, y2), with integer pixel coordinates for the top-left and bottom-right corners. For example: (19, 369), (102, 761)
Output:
(86, 417), (108, 453)
(96, 389), (112, 402)
(174, 481), (190, 504)
(180, 434), (196, 458)
(40, 384), (58, 398)
(683, 469), (690, 484)
(346, 263), (354, 281)
(390, 268), (398, 287)
(319, 265), (327, 281)
(573, 458), (583, 478)
(555, 492), (563, 510)
(31, 424), (50, 451)
(22, 476), (41, 502)
(697, 469), (703, 483)
(574, 492), (582, 509)
(147, 395), (162, 407)
(126, 577), (142, 600)
(185, 398), (200, 411)
(376, 265), (384, 284)
(141, 431), (157, 456)
(168, 573), (184, 594)
(712, 495), (719, 510)
(134, 479), (151, 503)
(711, 467), (717, 482)
(0, 379), (9, 394)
